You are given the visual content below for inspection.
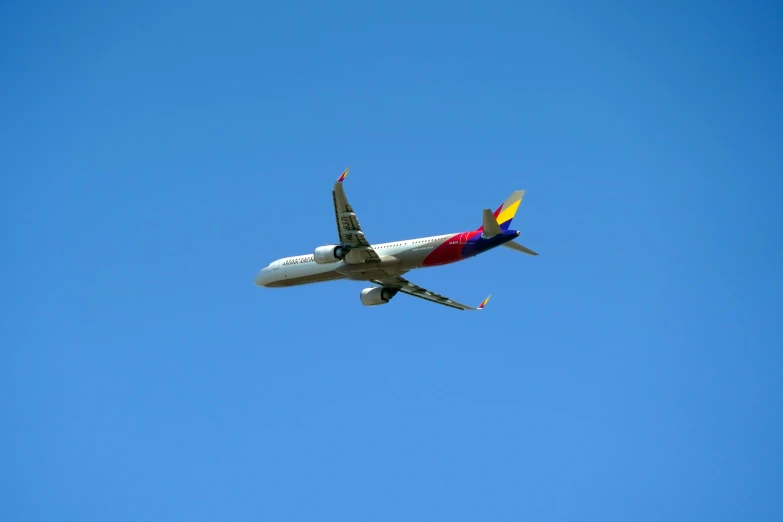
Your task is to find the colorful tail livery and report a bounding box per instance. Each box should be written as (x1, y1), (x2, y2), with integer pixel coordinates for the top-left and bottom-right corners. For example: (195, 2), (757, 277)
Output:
(494, 190), (525, 230)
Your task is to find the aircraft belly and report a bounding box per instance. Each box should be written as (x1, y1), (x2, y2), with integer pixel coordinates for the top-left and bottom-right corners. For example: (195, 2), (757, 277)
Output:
(336, 255), (408, 281)
(267, 269), (344, 287)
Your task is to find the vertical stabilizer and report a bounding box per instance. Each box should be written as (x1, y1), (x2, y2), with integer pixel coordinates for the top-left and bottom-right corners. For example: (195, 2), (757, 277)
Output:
(476, 190), (526, 233)
(493, 190), (525, 230)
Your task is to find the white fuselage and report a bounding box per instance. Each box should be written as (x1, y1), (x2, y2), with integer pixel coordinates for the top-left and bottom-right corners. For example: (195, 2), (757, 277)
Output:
(254, 234), (454, 288)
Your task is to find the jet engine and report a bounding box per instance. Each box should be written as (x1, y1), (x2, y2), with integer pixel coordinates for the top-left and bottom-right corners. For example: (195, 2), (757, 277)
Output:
(313, 245), (346, 264)
(360, 287), (399, 306)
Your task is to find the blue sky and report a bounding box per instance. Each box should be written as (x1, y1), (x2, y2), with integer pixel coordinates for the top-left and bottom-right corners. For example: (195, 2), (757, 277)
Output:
(2, 1), (782, 520)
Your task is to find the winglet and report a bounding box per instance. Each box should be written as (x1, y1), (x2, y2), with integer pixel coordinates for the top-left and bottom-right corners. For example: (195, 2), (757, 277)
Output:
(337, 168), (350, 183)
(477, 295), (491, 310)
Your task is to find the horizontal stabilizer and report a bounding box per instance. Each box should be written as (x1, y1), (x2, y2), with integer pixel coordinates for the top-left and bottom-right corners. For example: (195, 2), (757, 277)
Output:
(482, 209), (503, 237)
(502, 241), (538, 256)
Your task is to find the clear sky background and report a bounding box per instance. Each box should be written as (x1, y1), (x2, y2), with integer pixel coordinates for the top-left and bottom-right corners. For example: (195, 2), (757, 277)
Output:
(2, 1), (782, 520)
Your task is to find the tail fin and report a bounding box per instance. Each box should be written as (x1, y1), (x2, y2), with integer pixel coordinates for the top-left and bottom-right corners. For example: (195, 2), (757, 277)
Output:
(493, 190), (525, 230)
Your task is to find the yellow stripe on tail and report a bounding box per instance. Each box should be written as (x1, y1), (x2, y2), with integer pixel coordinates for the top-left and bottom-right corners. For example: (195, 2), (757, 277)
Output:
(495, 190), (525, 228)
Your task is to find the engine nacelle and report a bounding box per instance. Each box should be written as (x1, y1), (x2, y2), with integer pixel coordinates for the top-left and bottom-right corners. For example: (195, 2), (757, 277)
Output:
(360, 287), (398, 306)
(313, 245), (346, 264)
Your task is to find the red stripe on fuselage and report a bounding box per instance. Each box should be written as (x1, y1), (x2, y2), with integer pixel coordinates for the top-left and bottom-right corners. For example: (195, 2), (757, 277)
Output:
(422, 233), (464, 267)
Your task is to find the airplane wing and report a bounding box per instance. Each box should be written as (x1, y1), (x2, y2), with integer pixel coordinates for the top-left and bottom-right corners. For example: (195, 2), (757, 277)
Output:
(333, 168), (381, 264)
(371, 276), (490, 311)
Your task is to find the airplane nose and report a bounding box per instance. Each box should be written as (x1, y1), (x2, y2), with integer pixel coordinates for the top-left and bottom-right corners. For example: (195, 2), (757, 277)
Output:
(254, 269), (267, 287)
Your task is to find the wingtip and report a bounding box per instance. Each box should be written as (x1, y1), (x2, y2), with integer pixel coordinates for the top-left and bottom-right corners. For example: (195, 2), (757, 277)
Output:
(337, 167), (350, 183)
(477, 294), (491, 310)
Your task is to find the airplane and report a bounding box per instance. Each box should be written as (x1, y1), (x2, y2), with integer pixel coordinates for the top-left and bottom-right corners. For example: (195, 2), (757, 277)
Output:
(254, 168), (538, 310)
